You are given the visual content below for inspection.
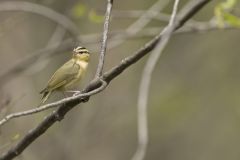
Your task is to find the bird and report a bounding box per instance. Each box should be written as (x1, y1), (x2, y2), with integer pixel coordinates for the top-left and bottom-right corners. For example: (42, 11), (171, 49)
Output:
(40, 46), (90, 103)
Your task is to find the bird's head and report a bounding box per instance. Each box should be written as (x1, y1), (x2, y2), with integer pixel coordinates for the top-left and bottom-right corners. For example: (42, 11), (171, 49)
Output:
(72, 46), (90, 62)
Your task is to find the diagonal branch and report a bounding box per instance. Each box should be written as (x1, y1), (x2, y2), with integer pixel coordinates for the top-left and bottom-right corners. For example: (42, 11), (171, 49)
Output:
(0, 0), (211, 159)
(95, 0), (114, 78)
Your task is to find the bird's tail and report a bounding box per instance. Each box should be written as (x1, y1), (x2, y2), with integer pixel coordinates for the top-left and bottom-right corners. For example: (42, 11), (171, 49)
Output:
(40, 89), (52, 104)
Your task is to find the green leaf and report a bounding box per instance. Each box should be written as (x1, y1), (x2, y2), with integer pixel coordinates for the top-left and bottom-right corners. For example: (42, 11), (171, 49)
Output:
(214, 0), (240, 28)
(222, 12), (240, 27)
(88, 10), (104, 23)
(220, 0), (236, 10)
(71, 3), (87, 18)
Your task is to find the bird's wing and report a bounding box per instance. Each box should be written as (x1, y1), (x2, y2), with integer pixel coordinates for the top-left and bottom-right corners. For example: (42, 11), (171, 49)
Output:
(44, 60), (80, 91)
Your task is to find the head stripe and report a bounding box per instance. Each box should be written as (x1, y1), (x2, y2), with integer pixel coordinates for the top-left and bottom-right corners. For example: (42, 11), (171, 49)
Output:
(73, 46), (89, 52)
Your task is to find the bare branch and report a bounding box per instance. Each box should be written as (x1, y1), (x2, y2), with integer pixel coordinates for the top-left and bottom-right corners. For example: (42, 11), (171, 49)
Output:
(132, 0), (180, 160)
(0, 0), (211, 159)
(95, 0), (114, 78)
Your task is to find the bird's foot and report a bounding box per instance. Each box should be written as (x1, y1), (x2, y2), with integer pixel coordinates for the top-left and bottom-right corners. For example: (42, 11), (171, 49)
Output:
(66, 90), (89, 102)
(65, 90), (81, 96)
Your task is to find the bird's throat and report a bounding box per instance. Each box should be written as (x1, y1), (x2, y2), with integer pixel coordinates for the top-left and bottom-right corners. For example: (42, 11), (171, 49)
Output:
(76, 60), (88, 70)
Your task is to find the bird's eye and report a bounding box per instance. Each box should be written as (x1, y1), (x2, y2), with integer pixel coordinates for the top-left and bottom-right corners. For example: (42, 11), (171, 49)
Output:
(79, 51), (89, 55)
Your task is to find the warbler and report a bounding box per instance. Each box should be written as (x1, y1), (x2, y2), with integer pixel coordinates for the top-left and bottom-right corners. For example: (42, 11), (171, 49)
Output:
(40, 46), (90, 103)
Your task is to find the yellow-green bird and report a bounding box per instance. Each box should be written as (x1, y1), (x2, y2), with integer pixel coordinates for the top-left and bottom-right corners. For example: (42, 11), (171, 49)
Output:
(40, 46), (90, 103)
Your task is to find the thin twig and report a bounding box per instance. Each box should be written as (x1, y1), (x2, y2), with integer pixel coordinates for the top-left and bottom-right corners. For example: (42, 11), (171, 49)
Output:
(132, 0), (180, 160)
(95, 0), (114, 78)
(0, 1), (211, 159)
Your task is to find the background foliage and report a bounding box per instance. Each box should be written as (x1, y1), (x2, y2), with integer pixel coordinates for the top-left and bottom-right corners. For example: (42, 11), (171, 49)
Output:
(1, 0), (240, 160)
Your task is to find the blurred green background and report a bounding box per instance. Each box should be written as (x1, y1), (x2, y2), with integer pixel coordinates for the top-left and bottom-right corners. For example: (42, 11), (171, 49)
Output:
(1, 0), (240, 160)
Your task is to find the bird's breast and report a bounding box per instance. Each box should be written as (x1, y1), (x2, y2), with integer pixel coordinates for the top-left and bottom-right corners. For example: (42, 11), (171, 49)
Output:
(75, 60), (88, 78)
(63, 60), (88, 89)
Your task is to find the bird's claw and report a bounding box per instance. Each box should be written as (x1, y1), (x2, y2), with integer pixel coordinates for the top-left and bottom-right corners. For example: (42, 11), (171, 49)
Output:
(73, 91), (81, 96)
